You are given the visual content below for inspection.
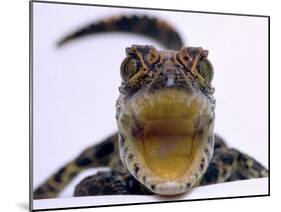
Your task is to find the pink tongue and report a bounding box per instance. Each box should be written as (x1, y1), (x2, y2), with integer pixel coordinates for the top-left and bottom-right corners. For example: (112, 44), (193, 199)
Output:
(142, 119), (195, 180)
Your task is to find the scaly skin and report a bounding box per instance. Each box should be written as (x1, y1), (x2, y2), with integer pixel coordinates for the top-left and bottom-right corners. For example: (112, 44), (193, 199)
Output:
(33, 15), (268, 199)
(116, 45), (216, 195)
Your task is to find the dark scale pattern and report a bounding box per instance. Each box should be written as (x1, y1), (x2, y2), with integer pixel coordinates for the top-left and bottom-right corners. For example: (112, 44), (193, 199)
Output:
(200, 162), (220, 185)
(46, 184), (56, 192)
(34, 187), (44, 197)
(236, 151), (268, 178)
(57, 15), (184, 50)
(134, 164), (140, 177)
(119, 133), (126, 147)
(214, 134), (227, 150)
(94, 138), (115, 158)
(114, 16), (138, 31)
(200, 158), (206, 171)
(252, 160), (265, 171)
(124, 74), (152, 97)
(75, 155), (93, 167)
(74, 171), (130, 196)
(125, 175), (153, 195)
(134, 45), (151, 56)
(220, 153), (234, 165)
(53, 167), (65, 183)
(127, 153), (134, 161)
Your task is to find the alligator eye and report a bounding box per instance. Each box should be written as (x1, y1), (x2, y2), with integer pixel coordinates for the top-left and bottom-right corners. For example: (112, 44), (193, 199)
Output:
(197, 59), (214, 83)
(120, 57), (140, 81)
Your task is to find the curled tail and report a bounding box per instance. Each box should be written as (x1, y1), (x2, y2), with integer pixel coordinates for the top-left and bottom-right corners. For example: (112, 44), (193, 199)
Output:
(57, 15), (184, 50)
(33, 133), (119, 199)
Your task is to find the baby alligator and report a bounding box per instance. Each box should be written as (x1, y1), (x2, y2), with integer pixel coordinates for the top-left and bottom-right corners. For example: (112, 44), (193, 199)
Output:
(34, 15), (268, 199)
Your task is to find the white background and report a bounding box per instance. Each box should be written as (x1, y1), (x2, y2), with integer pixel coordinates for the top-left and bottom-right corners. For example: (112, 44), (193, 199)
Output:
(1, 0), (280, 212)
(33, 178), (268, 210)
(32, 1), (268, 195)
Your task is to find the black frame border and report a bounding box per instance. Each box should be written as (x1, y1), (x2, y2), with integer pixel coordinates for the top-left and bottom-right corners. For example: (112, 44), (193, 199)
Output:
(29, 0), (270, 211)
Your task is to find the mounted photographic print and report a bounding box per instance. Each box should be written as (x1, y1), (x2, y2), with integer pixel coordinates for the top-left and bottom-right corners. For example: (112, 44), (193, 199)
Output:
(30, 1), (270, 211)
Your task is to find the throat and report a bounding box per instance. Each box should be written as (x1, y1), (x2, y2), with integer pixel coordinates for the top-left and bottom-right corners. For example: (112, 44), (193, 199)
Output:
(141, 119), (197, 180)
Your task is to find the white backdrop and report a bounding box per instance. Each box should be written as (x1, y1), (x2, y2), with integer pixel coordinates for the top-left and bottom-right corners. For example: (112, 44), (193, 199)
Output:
(32, 2), (268, 198)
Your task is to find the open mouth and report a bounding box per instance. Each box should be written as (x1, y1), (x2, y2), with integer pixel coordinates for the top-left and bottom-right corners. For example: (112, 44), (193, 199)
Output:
(143, 118), (196, 180)
(118, 88), (214, 194)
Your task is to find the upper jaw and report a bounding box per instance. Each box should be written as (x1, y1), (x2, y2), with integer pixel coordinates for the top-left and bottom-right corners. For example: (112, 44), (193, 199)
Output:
(117, 88), (215, 195)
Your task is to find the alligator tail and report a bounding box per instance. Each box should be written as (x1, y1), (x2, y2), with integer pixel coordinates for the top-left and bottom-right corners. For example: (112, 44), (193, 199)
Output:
(57, 15), (184, 50)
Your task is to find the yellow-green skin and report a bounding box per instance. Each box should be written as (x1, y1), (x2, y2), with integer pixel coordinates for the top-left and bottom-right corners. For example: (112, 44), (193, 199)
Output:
(116, 45), (216, 195)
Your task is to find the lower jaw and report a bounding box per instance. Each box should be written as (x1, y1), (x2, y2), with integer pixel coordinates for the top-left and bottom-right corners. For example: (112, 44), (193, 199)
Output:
(137, 118), (205, 182)
(119, 89), (213, 194)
